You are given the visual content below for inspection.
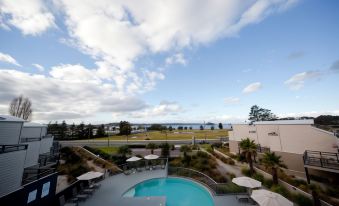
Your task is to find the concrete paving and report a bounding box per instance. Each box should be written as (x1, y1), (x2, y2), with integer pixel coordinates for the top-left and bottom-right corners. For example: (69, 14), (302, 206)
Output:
(80, 169), (253, 206)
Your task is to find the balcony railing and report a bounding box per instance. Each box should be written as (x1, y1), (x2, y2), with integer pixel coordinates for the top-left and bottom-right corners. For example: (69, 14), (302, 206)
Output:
(22, 168), (56, 185)
(0, 144), (28, 154)
(168, 167), (246, 195)
(303, 150), (339, 171)
(256, 144), (270, 153)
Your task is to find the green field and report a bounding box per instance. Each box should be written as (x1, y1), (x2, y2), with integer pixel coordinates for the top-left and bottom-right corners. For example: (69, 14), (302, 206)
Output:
(97, 146), (119, 154)
(94, 129), (228, 141)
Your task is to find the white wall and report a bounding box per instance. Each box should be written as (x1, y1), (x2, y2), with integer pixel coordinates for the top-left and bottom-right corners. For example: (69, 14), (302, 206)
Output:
(20, 127), (43, 139)
(24, 141), (41, 168)
(39, 137), (53, 154)
(230, 123), (338, 154)
(0, 122), (23, 145)
(0, 150), (26, 197)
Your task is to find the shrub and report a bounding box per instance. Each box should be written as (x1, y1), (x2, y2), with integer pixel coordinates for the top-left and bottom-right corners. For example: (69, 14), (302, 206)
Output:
(197, 151), (209, 158)
(241, 167), (251, 177)
(325, 186), (339, 197)
(270, 185), (290, 199)
(226, 158), (235, 165)
(252, 173), (264, 183)
(228, 173), (236, 180)
(263, 179), (273, 188)
(292, 194), (313, 206)
(211, 142), (222, 148)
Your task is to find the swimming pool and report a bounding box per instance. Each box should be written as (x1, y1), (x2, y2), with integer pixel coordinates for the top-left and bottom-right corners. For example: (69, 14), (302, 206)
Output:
(123, 177), (214, 206)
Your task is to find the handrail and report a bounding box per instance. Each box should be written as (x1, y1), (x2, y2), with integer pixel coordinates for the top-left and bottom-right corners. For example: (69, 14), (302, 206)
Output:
(303, 150), (339, 170)
(0, 144), (28, 154)
(168, 166), (246, 195)
(22, 168), (56, 185)
(20, 137), (42, 142)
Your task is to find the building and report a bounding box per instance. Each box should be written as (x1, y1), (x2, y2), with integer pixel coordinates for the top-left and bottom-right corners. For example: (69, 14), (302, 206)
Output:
(0, 115), (59, 206)
(229, 119), (339, 183)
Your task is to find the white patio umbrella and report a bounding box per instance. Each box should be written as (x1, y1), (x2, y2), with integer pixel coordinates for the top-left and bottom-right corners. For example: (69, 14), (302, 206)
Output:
(144, 154), (159, 160)
(251, 189), (293, 206)
(77, 171), (104, 181)
(232, 176), (262, 188)
(126, 156), (142, 162)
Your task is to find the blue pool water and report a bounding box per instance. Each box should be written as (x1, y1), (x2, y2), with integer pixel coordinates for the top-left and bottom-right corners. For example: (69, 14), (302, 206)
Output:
(123, 178), (214, 206)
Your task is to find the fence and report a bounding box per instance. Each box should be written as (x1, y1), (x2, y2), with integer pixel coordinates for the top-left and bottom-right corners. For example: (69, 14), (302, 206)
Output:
(168, 167), (246, 195)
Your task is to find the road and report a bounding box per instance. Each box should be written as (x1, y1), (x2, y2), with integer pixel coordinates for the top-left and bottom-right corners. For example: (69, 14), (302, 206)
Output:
(59, 139), (221, 147)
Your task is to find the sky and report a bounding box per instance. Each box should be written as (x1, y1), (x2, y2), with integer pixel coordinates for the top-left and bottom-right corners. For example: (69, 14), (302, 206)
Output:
(0, 0), (338, 124)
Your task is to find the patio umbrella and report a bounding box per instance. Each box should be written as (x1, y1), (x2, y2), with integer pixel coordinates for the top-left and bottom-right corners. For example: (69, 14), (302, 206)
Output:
(251, 189), (293, 206)
(232, 176), (262, 188)
(77, 171), (104, 181)
(144, 154), (159, 160)
(126, 156), (142, 162)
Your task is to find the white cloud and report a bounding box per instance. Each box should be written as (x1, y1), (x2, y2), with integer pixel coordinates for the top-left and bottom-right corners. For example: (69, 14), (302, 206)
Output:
(0, 52), (21, 66)
(284, 71), (322, 90)
(128, 101), (183, 119)
(242, 82), (262, 94)
(279, 110), (339, 118)
(166, 53), (187, 65)
(0, 0), (55, 35)
(32, 63), (44, 71)
(224, 97), (240, 105)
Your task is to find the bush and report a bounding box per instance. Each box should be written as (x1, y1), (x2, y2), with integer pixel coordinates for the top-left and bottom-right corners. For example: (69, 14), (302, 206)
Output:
(263, 179), (273, 188)
(292, 194), (313, 206)
(241, 168), (251, 177)
(211, 142), (222, 148)
(228, 172), (236, 180)
(252, 173), (264, 183)
(270, 185), (290, 199)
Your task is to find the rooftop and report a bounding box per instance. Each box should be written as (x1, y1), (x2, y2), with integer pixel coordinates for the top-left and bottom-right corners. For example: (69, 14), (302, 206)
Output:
(0, 115), (25, 122)
(233, 119), (314, 126)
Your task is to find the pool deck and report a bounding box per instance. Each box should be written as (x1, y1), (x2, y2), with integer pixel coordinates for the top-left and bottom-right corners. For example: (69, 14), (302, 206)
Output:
(81, 169), (253, 206)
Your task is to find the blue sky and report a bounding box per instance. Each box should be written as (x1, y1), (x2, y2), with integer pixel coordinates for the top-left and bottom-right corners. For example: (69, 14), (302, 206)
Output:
(0, 0), (338, 124)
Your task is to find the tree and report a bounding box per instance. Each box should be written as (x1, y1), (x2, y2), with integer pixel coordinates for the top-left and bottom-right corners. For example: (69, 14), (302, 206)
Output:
(218, 123), (223, 129)
(148, 124), (166, 131)
(96, 124), (106, 137)
(178, 126), (183, 130)
(160, 143), (170, 157)
(9, 95), (32, 120)
(200, 125), (204, 130)
(249, 105), (277, 121)
(76, 122), (86, 139)
(146, 143), (158, 154)
(168, 126), (173, 131)
(87, 124), (94, 138)
(117, 145), (131, 158)
(59, 120), (68, 139)
(189, 126), (192, 130)
(260, 152), (286, 184)
(211, 126), (214, 130)
(119, 121), (132, 136)
(239, 138), (257, 175)
(184, 126), (188, 130)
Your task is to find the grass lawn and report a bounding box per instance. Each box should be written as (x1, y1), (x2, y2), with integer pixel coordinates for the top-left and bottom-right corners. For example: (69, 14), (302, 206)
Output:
(94, 129), (228, 141)
(98, 146), (119, 154)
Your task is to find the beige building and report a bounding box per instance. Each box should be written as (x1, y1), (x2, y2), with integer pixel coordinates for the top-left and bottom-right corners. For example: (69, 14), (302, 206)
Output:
(229, 120), (339, 182)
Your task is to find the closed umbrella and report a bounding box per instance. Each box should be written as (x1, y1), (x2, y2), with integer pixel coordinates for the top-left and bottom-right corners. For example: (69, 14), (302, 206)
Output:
(77, 171), (104, 180)
(251, 189), (293, 206)
(232, 176), (261, 188)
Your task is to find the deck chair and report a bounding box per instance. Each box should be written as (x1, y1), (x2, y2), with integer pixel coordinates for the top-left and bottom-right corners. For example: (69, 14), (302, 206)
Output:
(123, 165), (131, 175)
(145, 161), (150, 170)
(160, 159), (165, 169)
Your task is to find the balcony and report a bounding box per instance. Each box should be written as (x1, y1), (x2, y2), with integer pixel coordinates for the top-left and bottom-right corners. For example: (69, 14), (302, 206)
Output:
(0, 144), (28, 154)
(303, 150), (339, 172)
(256, 144), (270, 153)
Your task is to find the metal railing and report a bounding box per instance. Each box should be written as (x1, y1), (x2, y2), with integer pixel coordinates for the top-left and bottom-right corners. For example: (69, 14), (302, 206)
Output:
(0, 144), (28, 154)
(256, 144), (270, 153)
(20, 137), (41, 142)
(168, 167), (246, 195)
(303, 150), (339, 170)
(118, 158), (168, 171)
(22, 168), (57, 185)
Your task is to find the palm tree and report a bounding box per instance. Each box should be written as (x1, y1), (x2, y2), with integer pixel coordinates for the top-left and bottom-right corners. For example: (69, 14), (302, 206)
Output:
(117, 145), (131, 158)
(260, 152), (286, 184)
(239, 138), (257, 175)
(146, 143), (158, 154)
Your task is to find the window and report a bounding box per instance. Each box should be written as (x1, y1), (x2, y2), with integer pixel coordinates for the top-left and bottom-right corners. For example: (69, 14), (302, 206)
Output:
(27, 190), (37, 203)
(41, 182), (51, 198)
(249, 131), (256, 133)
(268, 132), (278, 136)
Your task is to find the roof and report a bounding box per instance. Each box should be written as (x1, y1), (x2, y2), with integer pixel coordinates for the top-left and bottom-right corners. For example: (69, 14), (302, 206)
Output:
(232, 119), (314, 126)
(0, 114), (25, 122)
(23, 122), (47, 128)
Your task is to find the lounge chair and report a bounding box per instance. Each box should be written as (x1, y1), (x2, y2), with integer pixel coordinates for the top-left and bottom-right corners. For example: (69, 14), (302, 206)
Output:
(145, 162), (150, 170)
(59, 195), (78, 206)
(160, 160), (165, 169)
(73, 186), (89, 202)
(236, 195), (257, 205)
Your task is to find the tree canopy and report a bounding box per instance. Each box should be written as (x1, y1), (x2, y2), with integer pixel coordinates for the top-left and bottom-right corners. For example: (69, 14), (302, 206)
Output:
(119, 121), (132, 135)
(9, 95), (32, 120)
(249, 105), (277, 121)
